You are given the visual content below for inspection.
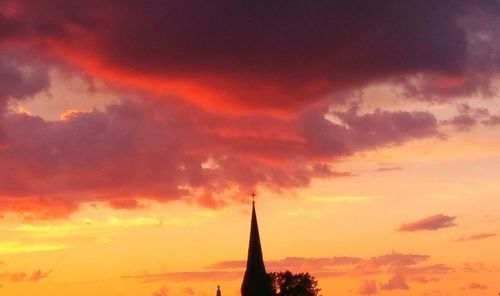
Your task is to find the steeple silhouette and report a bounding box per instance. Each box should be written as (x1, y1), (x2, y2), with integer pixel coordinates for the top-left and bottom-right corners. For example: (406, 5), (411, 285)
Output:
(216, 285), (222, 296)
(241, 194), (274, 296)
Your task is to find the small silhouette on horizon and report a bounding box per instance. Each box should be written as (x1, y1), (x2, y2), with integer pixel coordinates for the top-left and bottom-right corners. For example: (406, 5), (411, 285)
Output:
(216, 285), (221, 296)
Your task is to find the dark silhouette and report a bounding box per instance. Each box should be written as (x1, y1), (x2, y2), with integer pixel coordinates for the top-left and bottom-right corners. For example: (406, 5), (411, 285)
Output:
(241, 195), (274, 296)
(268, 271), (322, 296)
(216, 285), (221, 296)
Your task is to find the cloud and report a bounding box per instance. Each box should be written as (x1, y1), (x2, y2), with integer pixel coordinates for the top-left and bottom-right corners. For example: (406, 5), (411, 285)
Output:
(397, 214), (457, 232)
(124, 252), (451, 290)
(453, 232), (497, 242)
(0, 56), (48, 107)
(123, 271), (243, 282)
(369, 253), (430, 267)
(0, 97), (441, 218)
(182, 287), (195, 296)
(2, 1), (498, 220)
(0, 268), (51, 286)
(0, 55), (49, 144)
(207, 256), (363, 271)
(442, 104), (500, 131)
(0, 1), (499, 111)
(375, 165), (403, 172)
(27, 269), (51, 282)
(482, 114), (500, 126)
(359, 280), (378, 295)
(152, 286), (168, 296)
(0, 241), (67, 255)
(380, 273), (409, 291)
(462, 282), (488, 290)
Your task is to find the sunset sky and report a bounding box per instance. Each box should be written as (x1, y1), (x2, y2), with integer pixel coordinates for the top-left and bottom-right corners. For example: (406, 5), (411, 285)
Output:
(0, 1), (500, 295)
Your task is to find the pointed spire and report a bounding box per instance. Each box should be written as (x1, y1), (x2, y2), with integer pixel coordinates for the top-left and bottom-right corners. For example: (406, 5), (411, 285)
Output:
(241, 193), (274, 296)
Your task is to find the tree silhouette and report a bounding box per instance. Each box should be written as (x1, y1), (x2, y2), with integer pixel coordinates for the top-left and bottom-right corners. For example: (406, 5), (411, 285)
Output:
(268, 271), (322, 296)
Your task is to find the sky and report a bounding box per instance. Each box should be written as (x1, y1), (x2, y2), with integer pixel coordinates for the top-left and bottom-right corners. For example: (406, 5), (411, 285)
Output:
(0, 1), (500, 295)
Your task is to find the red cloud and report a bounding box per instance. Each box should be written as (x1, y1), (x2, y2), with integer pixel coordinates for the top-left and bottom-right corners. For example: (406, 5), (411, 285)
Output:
(398, 214), (457, 232)
(0, 1), (498, 219)
(0, 1), (499, 111)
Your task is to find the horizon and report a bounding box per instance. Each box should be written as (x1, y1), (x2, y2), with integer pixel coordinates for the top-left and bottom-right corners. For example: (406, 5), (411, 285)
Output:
(0, 1), (500, 295)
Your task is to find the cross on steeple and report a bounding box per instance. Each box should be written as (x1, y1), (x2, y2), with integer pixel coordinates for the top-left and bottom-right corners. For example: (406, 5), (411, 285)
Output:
(251, 192), (256, 203)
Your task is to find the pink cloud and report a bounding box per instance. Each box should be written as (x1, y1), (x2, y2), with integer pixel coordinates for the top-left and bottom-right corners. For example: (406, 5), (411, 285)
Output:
(398, 214), (457, 232)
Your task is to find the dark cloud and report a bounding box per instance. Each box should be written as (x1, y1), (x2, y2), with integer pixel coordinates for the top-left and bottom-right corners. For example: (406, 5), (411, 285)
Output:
(0, 56), (48, 106)
(398, 214), (457, 232)
(1, 0), (499, 110)
(302, 105), (439, 158)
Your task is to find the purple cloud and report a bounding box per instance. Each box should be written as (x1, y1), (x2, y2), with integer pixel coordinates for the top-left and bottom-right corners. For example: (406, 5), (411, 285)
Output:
(398, 214), (457, 232)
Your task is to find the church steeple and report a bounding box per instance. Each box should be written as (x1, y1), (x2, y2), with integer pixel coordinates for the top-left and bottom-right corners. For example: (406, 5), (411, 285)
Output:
(241, 194), (274, 296)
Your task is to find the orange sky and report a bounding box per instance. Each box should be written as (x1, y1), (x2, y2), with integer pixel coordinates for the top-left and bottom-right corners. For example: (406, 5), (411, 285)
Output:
(1, 1), (500, 295)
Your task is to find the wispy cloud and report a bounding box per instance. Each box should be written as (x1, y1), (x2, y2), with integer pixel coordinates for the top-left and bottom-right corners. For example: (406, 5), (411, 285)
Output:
(0, 268), (51, 286)
(453, 232), (496, 242)
(461, 282), (488, 290)
(124, 251), (451, 292)
(0, 241), (67, 255)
